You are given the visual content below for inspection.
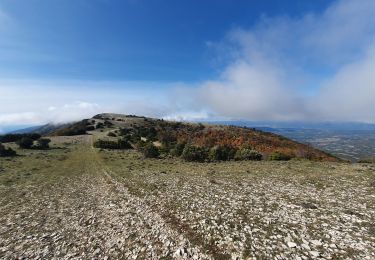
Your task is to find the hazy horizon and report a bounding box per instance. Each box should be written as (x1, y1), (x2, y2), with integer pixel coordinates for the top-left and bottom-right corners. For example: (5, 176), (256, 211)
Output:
(3, 115), (375, 135)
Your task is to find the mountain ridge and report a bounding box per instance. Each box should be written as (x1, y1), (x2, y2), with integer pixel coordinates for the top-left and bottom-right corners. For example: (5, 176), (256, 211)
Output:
(34, 113), (341, 162)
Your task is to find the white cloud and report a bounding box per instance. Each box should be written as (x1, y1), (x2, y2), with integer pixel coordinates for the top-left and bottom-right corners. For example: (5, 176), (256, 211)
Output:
(0, 102), (101, 126)
(177, 0), (375, 122)
(49, 101), (101, 123)
(0, 79), (174, 126)
(195, 62), (305, 121)
(313, 46), (375, 122)
(0, 112), (40, 125)
(163, 111), (210, 121)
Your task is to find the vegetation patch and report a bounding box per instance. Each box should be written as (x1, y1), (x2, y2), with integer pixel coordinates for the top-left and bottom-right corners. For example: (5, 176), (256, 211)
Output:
(93, 139), (133, 150)
(234, 147), (263, 161)
(51, 121), (88, 136)
(35, 138), (51, 149)
(0, 143), (17, 157)
(358, 158), (375, 164)
(0, 133), (41, 143)
(208, 145), (236, 161)
(107, 132), (117, 137)
(141, 143), (160, 158)
(181, 145), (208, 162)
(268, 152), (292, 161)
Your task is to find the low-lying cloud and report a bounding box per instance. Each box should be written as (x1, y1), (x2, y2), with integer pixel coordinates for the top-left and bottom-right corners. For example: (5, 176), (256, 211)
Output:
(178, 0), (375, 122)
(0, 80), (173, 126)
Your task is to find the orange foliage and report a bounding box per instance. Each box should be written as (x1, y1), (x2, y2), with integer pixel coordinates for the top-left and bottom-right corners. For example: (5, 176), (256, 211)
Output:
(167, 125), (340, 162)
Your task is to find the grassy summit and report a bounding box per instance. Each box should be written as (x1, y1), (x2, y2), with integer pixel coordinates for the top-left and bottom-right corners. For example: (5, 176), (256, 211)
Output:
(47, 113), (341, 162)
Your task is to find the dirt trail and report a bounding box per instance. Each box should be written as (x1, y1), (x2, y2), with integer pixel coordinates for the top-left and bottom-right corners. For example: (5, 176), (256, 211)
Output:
(2, 135), (374, 259)
(0, 136), (208, 259)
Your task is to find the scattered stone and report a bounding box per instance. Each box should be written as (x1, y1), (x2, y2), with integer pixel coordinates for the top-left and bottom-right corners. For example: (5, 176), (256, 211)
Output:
(301, 202), (318, 209)
(311, 240), (323, 247)
(309, 251), (320, 257)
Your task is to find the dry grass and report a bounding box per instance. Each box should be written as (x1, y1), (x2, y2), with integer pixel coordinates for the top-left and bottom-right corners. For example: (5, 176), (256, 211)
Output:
(0, 134), (374, 259)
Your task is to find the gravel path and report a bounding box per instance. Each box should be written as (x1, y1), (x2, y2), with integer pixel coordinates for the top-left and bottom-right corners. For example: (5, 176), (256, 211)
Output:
(0, 135), (374, 259)
(0, 136), (208, 259)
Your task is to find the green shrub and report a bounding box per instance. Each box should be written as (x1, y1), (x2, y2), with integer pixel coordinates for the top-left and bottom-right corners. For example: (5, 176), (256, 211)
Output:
(234, 148), (262, 161)
(107, 132), (117, 137)
(117, 139), (132, 149)
(129, 133), (141, 143)
(54, 121), (87, 136)
(96, 122), (104, 129)
(119, 128), (132, 136)
(181, 145), (208, 162)
(135, 140), (146, 149)
(159, 144), (171, 154)
(104, 120), (113, 127)
(268, 152), (292, 161)
(0, 143), (16, 157)
(0, 133), (41, 143)
(36, 138), (51, 149)
(358, 158), (375, 164)
(93, 139), (132, 149)
(142, 143), (160, 158)
(86, 125), (95, 131)
(16, 137), (34, 149)
(208, 145), (236, 161)
(170, 142), (186, 157)
(135, 126), (157, 141)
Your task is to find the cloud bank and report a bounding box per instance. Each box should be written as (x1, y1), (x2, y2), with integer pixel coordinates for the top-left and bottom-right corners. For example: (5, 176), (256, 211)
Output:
(180, 0), (375, 122)
(0, 80), (175, 126)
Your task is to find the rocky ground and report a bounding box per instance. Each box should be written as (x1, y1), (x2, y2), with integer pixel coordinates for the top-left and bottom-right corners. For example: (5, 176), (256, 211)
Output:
(0, 135), (374, 259)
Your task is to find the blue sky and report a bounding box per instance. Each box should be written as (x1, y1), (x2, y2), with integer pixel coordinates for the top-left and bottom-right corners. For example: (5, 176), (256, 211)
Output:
(0, 0), (332, 81)
(1, 0), (375, 130)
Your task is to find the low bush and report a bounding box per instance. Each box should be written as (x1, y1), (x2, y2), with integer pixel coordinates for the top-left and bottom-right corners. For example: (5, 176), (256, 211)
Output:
(119, 128), (132, 136)
(170, 142), (186, 157)
(141, 143), (160, 158)
(86, 125), (95, 131)
(16, 137), (34, 149)
(234, 148), (262, 161)
(107, 132), (117, 137)
(96, 122), (104, 129)
(54, 122), (87, 136)
(181, 145), (208, 162)
(116, 139), (132, 149)
(208, 145), (236, 161)
(93, 139), (132, 149)
(158, 131), (177, 145)
(136, 126), (157, 141)
(35, 138), (51, 149)
(268, 152), (292, 161)
(0, 143), (16, 157)
(135, 140), (147, 150)
(159, 144), (171, 154)
(358, 158), (375, 164)
(0, 133), (41, 143)
(129, 133), (142, 143)
(104, 120), (113, 127)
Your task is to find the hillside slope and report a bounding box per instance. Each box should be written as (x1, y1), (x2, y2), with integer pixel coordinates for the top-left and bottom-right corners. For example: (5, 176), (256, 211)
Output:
(10, 123), (74, 135)
(48, 113), (340, 162)
(1, 134), (374, 259)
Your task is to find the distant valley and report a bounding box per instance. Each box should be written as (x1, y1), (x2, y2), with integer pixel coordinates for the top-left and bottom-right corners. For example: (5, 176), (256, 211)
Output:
(269, 129), (375, 162)
(211, 121), (375, 162)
